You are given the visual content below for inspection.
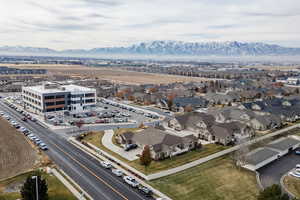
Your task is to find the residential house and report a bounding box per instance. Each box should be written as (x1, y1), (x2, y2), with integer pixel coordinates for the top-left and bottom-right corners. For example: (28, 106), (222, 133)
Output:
(157, 97), (208, 112)
(115, 127), (198, 160)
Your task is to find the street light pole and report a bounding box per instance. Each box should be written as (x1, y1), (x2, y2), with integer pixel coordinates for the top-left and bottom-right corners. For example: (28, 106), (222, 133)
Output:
(32, 176), (39, 200)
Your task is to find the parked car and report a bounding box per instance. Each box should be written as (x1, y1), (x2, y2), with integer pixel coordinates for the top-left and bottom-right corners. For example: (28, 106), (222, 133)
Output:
(112, 169), (123, 177)
(124, 144), (138, 151)
(21, 117), (27, 122)
(39, 143), (48, 151)
(123, 176), (139, 187)
(138, 185), (153, 197)
(100, 161), (112, 169)
(296, 150), (300, 155)
(296, 164), (300, 169)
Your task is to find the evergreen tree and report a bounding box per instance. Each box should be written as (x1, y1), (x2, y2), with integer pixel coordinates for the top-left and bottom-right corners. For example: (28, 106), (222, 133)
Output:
(257, 184), (289, 200)
(21, 173), (48, 200)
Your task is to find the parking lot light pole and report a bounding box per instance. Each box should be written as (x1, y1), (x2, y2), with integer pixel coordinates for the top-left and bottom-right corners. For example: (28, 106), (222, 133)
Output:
(31, 176), (39, 200)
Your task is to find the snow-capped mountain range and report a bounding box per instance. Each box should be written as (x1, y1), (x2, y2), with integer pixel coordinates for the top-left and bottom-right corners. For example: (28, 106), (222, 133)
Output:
(1, 41), (300, 56)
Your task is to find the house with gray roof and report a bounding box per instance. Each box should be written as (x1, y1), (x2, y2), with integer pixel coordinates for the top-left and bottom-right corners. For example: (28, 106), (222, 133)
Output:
(168, 112), (254, 145)
(157, 97), (208, 112)
(115, 127), (198, 160)
(203, 93), (235, 105)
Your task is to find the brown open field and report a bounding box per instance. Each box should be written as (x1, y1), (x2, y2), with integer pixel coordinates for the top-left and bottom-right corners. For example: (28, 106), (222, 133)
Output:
(0, 118), (38, 180)
(0, 64), (217, 84)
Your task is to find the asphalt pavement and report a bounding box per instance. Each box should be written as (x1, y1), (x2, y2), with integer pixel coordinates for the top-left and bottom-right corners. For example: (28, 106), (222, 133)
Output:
(0, 100), (153, 200)
(258, 152), (300, 188)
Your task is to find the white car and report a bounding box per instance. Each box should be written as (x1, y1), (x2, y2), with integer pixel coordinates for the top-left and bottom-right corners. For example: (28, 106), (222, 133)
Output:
(100, 161), (112, 169)
(123, 176), (139, 187)
(112, 169), (123, 177)
(296, 164), (300, 169)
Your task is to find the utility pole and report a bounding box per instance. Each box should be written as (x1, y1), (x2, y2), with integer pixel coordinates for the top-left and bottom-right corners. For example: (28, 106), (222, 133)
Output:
(31, 176), (39, 200)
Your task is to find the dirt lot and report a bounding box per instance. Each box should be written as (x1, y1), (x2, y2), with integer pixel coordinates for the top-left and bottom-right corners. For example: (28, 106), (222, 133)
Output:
(0, 64), (218, 84)
(0, 118), (38, 180)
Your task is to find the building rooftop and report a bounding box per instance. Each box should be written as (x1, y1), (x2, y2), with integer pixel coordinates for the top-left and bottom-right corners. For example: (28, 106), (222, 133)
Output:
(267, 137), (300, 152)
(245, 148), (279, 166)
(23, 83), (95, 94)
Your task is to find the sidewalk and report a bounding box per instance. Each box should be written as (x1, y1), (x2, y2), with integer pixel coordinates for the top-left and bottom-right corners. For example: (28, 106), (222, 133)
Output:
(69, 137), (172, 200)
(102, 130), (139, 161)
(51, 168), (92, 200)
(76, 123), (300, 181)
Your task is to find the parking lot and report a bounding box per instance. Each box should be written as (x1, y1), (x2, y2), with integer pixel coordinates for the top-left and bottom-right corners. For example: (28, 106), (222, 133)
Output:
(258, 151), (300, 188)
(3, 94), (162, 129)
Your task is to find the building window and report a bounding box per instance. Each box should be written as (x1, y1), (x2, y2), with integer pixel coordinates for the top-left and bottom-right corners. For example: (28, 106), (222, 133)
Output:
(85, 99), (95, 103)
(85, 93), (95, 97)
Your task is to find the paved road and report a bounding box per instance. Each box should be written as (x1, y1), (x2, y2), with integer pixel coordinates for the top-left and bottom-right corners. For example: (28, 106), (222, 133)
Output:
(0, 100), (152, 200)
(258, 152), (300, 188)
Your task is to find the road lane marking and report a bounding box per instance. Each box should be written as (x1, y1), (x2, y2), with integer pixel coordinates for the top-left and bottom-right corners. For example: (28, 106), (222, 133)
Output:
(0, 102), (145, 200)
(51, 142), (129, 200)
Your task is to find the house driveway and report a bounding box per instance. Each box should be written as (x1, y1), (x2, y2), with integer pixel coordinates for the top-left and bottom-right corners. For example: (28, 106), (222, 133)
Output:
(102, 130), (140, 161)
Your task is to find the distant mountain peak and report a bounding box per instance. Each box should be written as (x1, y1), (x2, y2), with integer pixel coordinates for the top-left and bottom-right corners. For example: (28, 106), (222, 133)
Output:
(0, 40), (299, 56)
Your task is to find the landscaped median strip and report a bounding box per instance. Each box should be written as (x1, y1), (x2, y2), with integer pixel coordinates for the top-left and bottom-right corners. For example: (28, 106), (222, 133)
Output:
(68, 137), (172, 200)
(50, 167), (93, 200)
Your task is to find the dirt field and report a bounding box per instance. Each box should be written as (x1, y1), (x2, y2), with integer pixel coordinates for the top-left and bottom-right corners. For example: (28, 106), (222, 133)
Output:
(0, 64), (218, 84)
(0, 118), (38, 180)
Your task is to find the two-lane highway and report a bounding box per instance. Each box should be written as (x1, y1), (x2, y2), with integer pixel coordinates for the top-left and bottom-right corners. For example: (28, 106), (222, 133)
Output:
(0, 100), (153, 200)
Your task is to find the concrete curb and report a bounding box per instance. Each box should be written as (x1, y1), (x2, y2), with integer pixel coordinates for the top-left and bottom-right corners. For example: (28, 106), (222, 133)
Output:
(256, 171), (264, 190)
(56, 167), (94, 200)
(69, 138), (172, 200)
(51, 168), (93, 200)
(280, 171), (296, 199)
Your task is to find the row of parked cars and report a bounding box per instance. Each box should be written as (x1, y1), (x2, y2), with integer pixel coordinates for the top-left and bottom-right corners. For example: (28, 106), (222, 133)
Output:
(99, 161), (153, 197)
(0, 110), (48, 151)
(5, 102), (37, 122)
(100, 99), (159, 119)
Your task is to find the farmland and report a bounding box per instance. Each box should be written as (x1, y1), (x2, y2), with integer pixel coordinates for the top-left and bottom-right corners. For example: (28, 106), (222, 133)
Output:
(0, 64), (219, 84)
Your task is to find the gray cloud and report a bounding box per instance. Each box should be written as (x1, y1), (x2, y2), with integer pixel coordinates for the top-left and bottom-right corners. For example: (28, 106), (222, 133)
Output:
(1, 0), (300, 49)
(243, 11), (300, 17)
(178, 33), (221, 39)
(208, 24), (243, 29)
(28, 1), (63, 15)
(87, 13), (113, 19)
(125, 18), (191, 29)
(80, 0), (122, 7)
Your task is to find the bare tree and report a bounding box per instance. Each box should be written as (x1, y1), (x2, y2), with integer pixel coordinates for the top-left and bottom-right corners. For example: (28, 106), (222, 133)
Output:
(232, 138), (250, 169)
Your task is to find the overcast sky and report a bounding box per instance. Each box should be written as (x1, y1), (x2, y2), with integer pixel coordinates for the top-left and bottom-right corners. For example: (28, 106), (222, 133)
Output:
(0, 0), (299, 50)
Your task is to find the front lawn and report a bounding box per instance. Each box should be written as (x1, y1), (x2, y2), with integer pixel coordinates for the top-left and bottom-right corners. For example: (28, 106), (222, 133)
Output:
(149, 156), (259, 200)
(82, 131), (228, 174)
(0, 171), (76, 200)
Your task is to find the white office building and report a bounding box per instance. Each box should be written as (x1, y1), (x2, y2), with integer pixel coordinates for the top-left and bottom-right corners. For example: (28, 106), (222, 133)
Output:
(22, 83), (96, 114)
